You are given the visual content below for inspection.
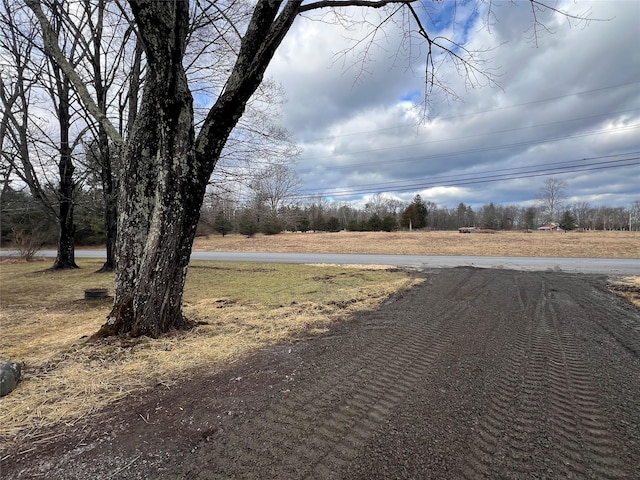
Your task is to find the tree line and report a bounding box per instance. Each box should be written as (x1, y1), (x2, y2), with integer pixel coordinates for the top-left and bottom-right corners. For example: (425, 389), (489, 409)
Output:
(176, 193), (640, 235)
(5, 186), (638, 249)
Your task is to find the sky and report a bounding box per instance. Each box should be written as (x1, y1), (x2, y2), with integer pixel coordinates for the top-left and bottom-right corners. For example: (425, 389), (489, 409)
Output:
(265, 0), (640, 209)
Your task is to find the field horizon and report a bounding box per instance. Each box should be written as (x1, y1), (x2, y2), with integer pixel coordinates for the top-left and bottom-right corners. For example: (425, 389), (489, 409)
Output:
(192, 230), (639, 259)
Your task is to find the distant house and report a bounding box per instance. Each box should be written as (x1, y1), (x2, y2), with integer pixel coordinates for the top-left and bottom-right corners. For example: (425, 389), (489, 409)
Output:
(458, 226), (478, 233)
(537, 222), (560, 231)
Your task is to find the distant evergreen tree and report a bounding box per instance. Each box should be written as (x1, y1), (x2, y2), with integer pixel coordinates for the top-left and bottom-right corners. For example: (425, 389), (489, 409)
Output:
(559, 210), (577, 231)
(325, 216), (341, 232)
(310, 212), (326, 232)
(346, 219), (361, 232)
(400, 195), (428, 229)
(381, 214), (397, 232)
(523, 207), (537, 230)
(0, 187), (58, 244)
(238, 210), (259, 237)
(213, 211), (233, 237)
(456, 202), (468, 226)
(481, 203), (500, 230)
(296, 216), (310, 233)
(367, 213), (382, 231)
(260, 215), (283, 235)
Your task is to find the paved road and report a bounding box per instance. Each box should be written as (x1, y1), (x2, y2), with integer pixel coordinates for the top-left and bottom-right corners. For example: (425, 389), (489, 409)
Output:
(16, 249), (640, 275)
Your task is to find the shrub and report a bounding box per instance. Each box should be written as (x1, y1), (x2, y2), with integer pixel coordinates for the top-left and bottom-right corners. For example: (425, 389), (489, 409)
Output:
(213, 212), (233, 237)
(325, 216), (341, 232)
(261, 216), (283, 235)
(238, 210), (259, 237)
(9, 228), (47, 261)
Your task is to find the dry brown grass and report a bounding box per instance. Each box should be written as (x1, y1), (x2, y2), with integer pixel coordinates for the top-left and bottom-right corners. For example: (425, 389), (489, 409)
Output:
(608, 276), (640, 308)
(0, 259), (418, 446)
(193, 230), (640, 258)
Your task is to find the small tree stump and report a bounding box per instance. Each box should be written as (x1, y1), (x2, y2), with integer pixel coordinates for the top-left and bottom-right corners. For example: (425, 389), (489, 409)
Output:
(85, 288), (108, 300)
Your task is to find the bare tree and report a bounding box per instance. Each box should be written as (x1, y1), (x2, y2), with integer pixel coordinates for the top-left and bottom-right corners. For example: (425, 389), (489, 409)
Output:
(570, 201), (591, 230)
(61, 0), (294, 270)
(40, 0), (85, 269)
(537, 177), (567, 223)
(25, 0), (590, 337)
(629, 201), (640, 231)
(1, 0), (99, 269)
(70, 0), (141, 271)
(0, 1), (59, 236)
(251, 162), (302, 215)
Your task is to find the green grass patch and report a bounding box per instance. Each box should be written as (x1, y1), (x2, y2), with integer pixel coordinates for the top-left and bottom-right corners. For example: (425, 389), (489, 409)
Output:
(186, 262), (391, 307)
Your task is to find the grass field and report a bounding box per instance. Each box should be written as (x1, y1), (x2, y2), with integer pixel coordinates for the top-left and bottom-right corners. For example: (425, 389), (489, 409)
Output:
(1, 230), (638, 449)
(193, 230), (640, 258)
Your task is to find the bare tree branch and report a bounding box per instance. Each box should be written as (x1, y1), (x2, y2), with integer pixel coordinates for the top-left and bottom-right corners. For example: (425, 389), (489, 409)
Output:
(300, 0), (413, 13)
(24, 0), (123, 147)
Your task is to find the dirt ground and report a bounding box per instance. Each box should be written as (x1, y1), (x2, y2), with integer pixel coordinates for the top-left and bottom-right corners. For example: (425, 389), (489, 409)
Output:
(2, 267), (639, 479)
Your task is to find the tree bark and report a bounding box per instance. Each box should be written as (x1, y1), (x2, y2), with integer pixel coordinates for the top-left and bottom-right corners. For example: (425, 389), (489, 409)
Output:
(96, 129), (117, 272)
(94, 0), (198, 337)
(52, 75), (78, 270)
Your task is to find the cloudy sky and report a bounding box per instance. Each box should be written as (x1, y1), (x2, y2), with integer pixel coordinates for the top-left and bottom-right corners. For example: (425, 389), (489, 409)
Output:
(265, 0), (639, 209)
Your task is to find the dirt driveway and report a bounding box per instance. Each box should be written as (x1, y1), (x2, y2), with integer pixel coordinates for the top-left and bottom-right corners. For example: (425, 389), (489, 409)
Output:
(3, 268), (639, 479)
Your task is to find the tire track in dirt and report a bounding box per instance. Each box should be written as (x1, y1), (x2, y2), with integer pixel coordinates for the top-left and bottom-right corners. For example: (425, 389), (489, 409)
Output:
(181, 269), (488, 479)
(545, 275), (640, 475)
(460, 271), (633, 479)
(563, 281), (640, 358)
(553, 277), (640, 472)
(543, 279), (626, 479)
(300, 270), (494, 479)
(460, 273), (543, 479)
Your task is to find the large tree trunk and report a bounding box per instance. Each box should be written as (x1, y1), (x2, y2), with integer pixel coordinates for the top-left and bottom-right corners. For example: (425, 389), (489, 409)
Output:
(93, 0), (300, 338)
(94, 0), (200, 337)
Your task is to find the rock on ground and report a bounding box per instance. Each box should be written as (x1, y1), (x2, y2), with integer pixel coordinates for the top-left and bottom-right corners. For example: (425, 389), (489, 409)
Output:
(0, 361), (21, 397)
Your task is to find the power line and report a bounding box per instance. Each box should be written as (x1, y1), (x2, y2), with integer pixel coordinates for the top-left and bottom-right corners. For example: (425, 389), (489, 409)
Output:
(293, 154), (640, 200)
(297, 123), (640, 173)
(302, 153), (640, 193)
(294, 161), (639, 200)
(299, 157), (639, 197)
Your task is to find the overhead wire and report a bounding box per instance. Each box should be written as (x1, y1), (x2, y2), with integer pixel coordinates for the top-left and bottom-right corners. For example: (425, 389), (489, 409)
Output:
(292, 153), (640, 200)
(301, 152), (640, 193)
(296, 123), (640, 173)
(286, 80), (640, 201)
